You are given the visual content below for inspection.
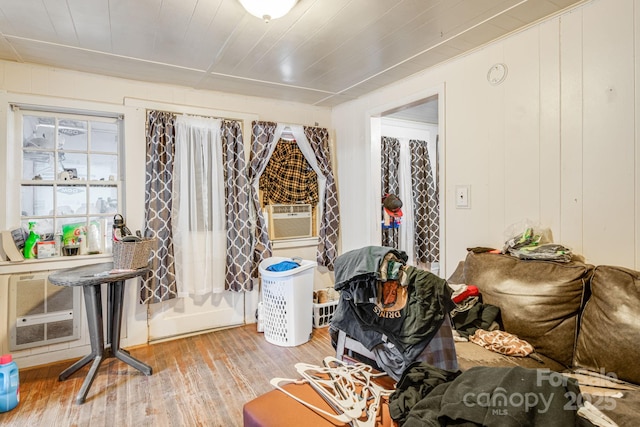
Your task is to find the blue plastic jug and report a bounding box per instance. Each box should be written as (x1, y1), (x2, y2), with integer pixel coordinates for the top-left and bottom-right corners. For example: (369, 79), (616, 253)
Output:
(0, 354), (19, 412)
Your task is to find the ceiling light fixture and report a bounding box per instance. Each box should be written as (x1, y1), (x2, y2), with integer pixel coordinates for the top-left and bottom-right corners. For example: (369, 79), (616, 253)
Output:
(239, 0), (298, 23)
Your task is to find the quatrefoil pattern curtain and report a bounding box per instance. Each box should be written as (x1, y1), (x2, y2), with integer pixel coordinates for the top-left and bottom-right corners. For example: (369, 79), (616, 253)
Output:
(141, 111), (254, 303)
(380, 136), (439, 265)
(222, 120), (254, 291)
(381, 136), (400, 248)
(410, 139), (439, 264)
(304, 126), (340, 270)
(247, 121), (277, 278)
(141, 111), (178, 303)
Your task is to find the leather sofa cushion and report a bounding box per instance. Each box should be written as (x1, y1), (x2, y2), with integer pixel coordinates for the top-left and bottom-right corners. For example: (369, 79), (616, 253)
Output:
(574, 265), (640, 385)
(462, 252), (592, 367)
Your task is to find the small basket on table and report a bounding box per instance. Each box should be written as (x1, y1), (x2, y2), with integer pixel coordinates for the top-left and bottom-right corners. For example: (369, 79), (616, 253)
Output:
(112, 238), (157, 270)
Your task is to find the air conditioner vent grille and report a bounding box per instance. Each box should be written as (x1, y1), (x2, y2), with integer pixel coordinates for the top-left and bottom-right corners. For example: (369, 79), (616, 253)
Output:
(268, 204), (313, 240)
(271, 204), (312, 215)
(9, 272), (81, 351)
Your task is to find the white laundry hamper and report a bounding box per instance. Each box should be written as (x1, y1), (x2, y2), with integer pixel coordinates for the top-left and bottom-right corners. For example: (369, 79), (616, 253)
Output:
(259, 257), (316, 347)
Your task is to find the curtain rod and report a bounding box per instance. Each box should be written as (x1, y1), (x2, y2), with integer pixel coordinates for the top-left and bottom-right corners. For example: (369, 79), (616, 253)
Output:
(146, 108), (236, 122)
(253, 119), (323, 129)
(10, 103), (123, 120)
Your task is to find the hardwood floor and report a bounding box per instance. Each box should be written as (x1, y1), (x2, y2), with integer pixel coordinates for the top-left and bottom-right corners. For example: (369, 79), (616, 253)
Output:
(0, 324), (335, 427)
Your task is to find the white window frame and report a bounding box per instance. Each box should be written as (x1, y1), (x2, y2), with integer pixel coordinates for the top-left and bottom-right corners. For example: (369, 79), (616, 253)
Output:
(16, 106), (123, 257)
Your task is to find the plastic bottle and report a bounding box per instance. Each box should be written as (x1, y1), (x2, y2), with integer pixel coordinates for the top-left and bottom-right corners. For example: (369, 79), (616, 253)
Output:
(0, 354), (19, 413)
(23, 221), (40, 259)
(54, 232), (62, 256)
(78, 232), (88, 255)
(87, 222), (101, 253)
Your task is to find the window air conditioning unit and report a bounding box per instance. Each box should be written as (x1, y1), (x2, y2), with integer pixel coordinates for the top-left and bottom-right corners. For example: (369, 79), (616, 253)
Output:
(268, 204), (313, 240)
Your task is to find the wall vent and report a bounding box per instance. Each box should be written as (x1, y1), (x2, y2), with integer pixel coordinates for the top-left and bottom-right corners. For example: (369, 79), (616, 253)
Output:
(9, 272), (81, 351)
(268, 204), (313, 240)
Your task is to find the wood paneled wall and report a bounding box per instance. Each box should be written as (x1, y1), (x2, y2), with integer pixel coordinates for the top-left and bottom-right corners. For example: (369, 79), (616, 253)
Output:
(332, 0), (640, 274)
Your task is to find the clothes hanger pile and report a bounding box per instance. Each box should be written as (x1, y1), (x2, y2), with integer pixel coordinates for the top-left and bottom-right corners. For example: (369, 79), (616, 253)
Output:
(270, 357), (394, 426)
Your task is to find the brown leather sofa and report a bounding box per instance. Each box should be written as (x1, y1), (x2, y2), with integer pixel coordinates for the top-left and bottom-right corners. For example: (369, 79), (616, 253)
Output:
(454, 250), (593, 369)
(453, 251), (640, 426)
(456, 251), (640, 382)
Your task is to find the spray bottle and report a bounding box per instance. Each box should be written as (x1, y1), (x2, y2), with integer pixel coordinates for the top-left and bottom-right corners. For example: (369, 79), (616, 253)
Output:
(23, 222), (40, 259)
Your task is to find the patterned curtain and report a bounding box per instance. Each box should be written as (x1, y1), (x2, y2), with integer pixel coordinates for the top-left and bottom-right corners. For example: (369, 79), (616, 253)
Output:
(222, 120), (254, 291)
(410, 139), (439, 264)
(248, 121), (277, 277)
(381, 136), (400, 248)
(304, 126), (340, 270)
(141, 110), (178, 303)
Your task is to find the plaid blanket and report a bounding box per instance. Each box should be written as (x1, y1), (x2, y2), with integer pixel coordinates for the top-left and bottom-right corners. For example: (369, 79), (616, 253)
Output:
(415, 314), (459, 371)
(259, 140), (319, 205)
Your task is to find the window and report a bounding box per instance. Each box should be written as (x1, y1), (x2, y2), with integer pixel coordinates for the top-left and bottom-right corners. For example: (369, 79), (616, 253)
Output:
(259, 138), (319, 240)
(19, 109), (123, 256)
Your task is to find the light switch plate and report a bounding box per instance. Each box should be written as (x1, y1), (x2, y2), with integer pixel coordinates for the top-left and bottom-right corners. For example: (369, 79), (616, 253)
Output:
(455, 185), (470, 208)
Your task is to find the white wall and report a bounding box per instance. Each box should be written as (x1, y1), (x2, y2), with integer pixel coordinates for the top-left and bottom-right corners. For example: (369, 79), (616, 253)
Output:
(333, 0), (640, 276)
(0, 60), (332, 366)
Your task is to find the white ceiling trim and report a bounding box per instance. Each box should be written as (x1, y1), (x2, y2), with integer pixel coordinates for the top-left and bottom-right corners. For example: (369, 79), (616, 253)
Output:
(205, 70), (337, 94)
(4, 34), (206, 73)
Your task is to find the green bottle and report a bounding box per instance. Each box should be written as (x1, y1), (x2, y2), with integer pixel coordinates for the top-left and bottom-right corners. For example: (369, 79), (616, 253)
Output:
(23, 221), (40, 259)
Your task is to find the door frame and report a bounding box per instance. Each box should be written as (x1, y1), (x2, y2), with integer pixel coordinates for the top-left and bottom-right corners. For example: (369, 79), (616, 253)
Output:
(365, 83), (447, 275)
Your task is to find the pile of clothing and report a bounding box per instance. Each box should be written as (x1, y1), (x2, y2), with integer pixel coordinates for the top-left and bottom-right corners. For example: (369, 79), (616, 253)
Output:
(388, 362), (583, 426)
(503, 226), (573, 262)
(448, 282), (500, 341)
(329, 246), (458, 380)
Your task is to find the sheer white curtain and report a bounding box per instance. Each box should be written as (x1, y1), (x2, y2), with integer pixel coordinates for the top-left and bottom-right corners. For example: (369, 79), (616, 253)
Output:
(172, 116), (226, 296)
(397, 138), (415, 264)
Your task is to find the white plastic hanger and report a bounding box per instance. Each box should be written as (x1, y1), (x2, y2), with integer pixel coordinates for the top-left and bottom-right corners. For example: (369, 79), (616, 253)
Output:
(270, 357), (394, 427)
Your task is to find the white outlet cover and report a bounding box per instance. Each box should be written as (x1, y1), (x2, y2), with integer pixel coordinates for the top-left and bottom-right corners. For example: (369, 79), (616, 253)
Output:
(455, 185), (470, 208)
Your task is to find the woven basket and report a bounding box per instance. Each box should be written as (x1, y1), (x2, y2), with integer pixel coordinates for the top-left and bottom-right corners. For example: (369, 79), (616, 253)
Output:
(112, 238), (156, 270)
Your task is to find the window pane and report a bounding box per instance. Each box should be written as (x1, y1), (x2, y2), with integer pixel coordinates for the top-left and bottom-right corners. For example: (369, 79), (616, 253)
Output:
(57, 152), (87, 180)
(58, 119), (87, 151)
(56, 186), (86, 215)
(23, 116), (55, 149)
(89, 186), (119, 214)
(91, 121), (119, 153)
(89, 154), (118, 181)
(19, 109), (122, 257)
(23, 151), (55, 180)
(21, 186), (54, 216)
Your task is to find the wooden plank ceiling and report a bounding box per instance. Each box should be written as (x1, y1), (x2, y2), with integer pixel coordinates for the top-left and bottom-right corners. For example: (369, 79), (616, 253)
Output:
(0, 0), (585, 107)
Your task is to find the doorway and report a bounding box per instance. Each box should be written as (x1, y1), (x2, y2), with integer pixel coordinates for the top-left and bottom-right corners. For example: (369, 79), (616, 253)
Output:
(369, 89), (444, 276)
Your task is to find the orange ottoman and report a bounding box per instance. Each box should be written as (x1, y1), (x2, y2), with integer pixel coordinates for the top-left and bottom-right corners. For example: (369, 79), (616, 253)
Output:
(242, 382), (395, 427)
